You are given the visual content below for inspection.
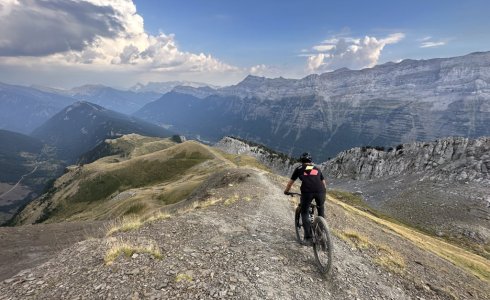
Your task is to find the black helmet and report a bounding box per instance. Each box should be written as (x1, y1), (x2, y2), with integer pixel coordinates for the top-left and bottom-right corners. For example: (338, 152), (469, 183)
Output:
(299, 152), (312, 163)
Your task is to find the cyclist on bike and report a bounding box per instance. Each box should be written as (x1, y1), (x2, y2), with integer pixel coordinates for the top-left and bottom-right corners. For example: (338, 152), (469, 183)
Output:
(284, 152), (327, 246)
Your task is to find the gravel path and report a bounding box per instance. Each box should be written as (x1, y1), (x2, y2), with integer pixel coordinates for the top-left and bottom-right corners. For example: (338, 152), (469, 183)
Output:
(0, 168), (486, 299)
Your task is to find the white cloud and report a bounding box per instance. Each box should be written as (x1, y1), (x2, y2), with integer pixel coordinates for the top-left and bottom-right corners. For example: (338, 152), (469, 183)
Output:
(312, 44), (335, 52)
(418, 36), (448, 48)
(0, 0), (240, 86)
(420, 41), (446, 48)
(418, 36), (432, 42)
(306, 33), (405, 73)
(249, 64), (268, 75)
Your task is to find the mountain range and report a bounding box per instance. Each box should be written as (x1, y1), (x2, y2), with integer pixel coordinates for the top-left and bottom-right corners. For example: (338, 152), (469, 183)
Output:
(135, 51), (490, 160)
(0, 81), (209, 134)
(31, 101), (174, 163)
(0, 82), (74, 134)
(130, 81), (218, 94)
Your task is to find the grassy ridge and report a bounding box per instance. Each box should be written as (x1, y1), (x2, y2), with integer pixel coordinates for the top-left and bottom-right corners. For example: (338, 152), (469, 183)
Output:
(71, 155), (208, 204)
(329, 193), (490, 283)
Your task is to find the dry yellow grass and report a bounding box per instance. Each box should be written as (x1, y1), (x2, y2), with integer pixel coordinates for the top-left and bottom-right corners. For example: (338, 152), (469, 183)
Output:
(339, 229), (371, 249)
(104, 239), (162, 265)
(375, 244), (406, 274)
(215, 150), (269, 171)
(329, 195), (490, 282)
(193, 197), (222, 209)
(106, 216), (143, 236)
(175, 273), (193, 282)
(224, 194), (240, 205)
(144, 211), (171, 223)
(333, 228), (406, 273)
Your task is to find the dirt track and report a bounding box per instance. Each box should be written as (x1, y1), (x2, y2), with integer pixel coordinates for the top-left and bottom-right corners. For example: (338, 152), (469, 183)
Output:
(0, 168), (488, 299)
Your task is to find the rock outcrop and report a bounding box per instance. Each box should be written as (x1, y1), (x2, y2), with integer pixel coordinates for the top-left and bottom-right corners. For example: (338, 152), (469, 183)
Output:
(214, 136), (297, 176)
(322, 136), (490, 184)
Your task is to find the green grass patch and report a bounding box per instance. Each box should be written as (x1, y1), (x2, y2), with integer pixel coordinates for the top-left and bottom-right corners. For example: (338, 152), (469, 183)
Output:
(157, 182), (200, 205)
(70, 155), (208, 203)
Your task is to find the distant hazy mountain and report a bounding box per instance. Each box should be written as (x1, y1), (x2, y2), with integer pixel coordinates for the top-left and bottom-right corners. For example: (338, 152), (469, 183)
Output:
(31, 101), (173, 162)
(67, 84), (161, 114)
(135, 51), (490, 159)
(0, 82), (75, 134)
(130, 81), (218, 94)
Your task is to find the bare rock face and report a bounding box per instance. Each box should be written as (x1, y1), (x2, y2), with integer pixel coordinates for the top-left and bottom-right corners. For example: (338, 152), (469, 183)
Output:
(135, 52), (490, 159)
(214, 137), (297, 176)
(322, 136), (490, 184)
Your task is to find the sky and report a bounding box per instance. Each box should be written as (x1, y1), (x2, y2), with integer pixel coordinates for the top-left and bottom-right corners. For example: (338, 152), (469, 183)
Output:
(0, 0), (489, 89)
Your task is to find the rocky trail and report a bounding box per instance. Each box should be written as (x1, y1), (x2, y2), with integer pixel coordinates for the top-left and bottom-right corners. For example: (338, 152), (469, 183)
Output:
(1, 168), (488, 299)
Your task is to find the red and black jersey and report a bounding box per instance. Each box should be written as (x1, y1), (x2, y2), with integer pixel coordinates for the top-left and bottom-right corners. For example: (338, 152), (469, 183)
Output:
(291, 163), (326, 193)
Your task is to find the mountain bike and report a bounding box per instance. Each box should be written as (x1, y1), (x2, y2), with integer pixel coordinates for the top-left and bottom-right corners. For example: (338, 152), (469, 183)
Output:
(286, 192), (333, 275)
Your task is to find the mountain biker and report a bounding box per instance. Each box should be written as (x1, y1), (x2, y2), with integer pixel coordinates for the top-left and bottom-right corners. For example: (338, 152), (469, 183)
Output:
(284, 152), (327, 246)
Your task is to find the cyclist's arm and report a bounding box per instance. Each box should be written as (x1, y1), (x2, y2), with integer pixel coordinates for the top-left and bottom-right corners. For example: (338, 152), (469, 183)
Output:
(284, 179), (294, 194)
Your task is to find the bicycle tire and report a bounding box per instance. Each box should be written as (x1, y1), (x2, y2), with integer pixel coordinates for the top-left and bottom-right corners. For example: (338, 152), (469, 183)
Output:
(294, 206), (305, 244)
(313, 216), (333, 275)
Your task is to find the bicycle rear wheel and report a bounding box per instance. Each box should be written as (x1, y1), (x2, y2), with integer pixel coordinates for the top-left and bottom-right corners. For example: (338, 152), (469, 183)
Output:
(313, 216), (333, 274)
(294, 206), (305, 244)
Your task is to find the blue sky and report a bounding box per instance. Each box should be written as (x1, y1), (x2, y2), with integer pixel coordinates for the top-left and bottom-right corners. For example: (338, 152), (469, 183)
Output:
(135, 0), (490, 66)
(0, 0), (489, 88)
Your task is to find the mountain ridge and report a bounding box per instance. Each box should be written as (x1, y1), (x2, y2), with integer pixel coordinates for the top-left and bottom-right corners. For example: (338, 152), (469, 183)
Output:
(31, 101), (173, 163)
(135, 51), (490, 159)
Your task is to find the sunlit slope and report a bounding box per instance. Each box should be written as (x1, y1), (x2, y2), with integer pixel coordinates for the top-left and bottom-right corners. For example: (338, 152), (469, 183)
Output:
(12, 136), (237, 224)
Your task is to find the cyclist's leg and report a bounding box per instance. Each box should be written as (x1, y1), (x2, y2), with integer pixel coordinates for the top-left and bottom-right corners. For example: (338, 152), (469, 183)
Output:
(300, 193), (314, 238)
(315, 192), (326, 218)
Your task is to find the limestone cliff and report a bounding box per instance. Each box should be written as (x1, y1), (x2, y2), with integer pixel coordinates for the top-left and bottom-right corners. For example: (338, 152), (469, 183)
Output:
(322, 136), (490, 184)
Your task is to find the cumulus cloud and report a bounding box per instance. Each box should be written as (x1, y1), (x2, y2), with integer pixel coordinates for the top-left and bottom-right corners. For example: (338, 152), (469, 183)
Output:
(0, 0), (123, 56)
(305, 33), (405, 73)
(0, 0), (238, 86)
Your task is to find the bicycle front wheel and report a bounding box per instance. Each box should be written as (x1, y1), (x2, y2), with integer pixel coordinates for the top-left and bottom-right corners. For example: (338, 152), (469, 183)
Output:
(294, 206), (305, 244)
(313, 216), (333, 275)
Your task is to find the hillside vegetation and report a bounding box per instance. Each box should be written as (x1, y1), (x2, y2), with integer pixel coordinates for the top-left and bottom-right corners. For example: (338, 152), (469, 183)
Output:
(11, 135), (255, 224)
